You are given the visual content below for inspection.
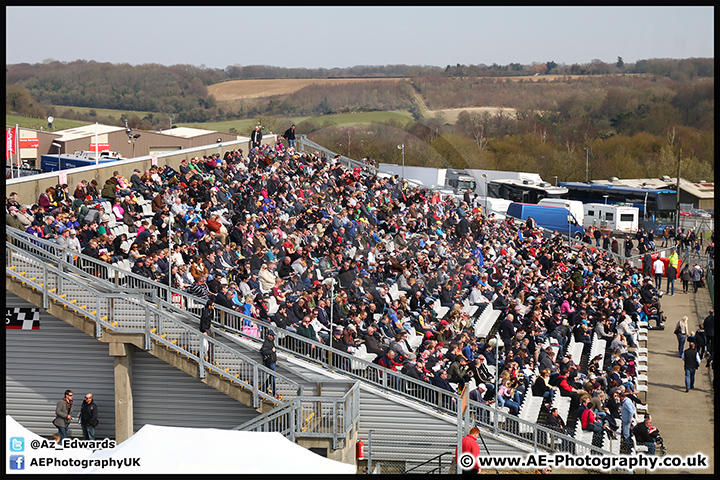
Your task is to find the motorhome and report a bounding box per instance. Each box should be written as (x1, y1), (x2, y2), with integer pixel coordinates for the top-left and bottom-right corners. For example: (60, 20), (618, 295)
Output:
(582, 203), (639, 233)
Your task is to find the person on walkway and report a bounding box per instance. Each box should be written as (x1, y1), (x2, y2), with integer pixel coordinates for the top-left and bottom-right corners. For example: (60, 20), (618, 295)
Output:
(80, 393), (99, 440)
(674, 316), (689, 357)
(52, 389), (74, 440)
(260, 330), (278, 397)
(282, 124), (297, 150)
(665, 257), (677, 296)
(199, 300), (215, 362)
(680, 264), (692, 294)
(250, 125), (263, 149)
(652, 256), (665, 290)
(455, 426), (481, 474)
(704, 310), (714, 355)
(619, 389), (636, 451)
(682, 340), (701, 392)
(690, 264), (704, 293)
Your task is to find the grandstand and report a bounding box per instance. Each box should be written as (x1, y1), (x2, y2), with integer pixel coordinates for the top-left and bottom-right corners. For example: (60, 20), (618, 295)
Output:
(6, 137), (672, 473)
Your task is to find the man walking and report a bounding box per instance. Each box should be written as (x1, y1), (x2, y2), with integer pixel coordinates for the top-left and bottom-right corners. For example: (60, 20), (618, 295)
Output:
(454, 427), (481, 474)
(691, 264), (704, 293)
(652, 256), (665, 290)
(704, 310), (714, 355)
(80, 393), (99, 440)
(283, 124), (297, 150)
(52, 389), (74, 440)
(260, 330), (278, 397)
(682, 340), (701, 392)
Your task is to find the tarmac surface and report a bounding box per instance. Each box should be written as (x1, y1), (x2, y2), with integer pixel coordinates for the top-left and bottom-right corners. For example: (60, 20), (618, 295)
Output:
(641, 270), (714, 475)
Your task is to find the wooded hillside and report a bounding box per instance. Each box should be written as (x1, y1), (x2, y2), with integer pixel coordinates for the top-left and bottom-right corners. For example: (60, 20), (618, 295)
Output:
(6, 58), (714, 182)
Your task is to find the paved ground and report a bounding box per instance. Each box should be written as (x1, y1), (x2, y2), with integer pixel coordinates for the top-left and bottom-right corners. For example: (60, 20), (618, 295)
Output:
(642, 276), (714, 474)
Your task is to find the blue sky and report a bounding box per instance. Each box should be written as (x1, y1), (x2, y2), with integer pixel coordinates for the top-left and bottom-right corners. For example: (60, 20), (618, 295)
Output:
(6, 6), (714, 69)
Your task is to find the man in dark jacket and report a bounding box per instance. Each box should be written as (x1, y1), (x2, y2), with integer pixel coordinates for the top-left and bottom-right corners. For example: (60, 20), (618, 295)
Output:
(80, 393), (99, 440)
(363, 324), (389, 357)
(260, 330), (278, 396)
(199, 300), (214, 334)
(682, 340), (700, 392)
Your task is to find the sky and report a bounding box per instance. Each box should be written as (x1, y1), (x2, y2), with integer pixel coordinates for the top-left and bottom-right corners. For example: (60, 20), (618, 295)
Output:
(6, 6), (714, 70)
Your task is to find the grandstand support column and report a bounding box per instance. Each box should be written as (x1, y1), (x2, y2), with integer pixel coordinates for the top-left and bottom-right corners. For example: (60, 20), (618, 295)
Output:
(110, 342), (135, 443)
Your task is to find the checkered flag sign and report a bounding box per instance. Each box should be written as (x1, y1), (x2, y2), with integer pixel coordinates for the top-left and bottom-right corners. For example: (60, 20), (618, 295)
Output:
(6, 308), (40, 330)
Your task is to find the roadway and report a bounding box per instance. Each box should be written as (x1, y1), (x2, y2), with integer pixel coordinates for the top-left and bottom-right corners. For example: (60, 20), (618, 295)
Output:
(641, 273), (714, 474)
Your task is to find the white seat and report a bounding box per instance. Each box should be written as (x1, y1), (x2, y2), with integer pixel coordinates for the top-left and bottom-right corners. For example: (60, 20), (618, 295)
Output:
(267, 295), (279, 315)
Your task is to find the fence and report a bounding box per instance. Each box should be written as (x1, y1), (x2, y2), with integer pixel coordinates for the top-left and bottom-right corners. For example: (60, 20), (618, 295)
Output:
(296, 135), (378, 176)
(236, 381), (360, 450)
(6, 229), (359, 444)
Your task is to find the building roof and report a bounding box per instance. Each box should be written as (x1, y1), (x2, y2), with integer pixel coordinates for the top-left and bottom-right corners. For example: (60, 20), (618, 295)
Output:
(157, 127), (220, 139)
(592, 177), (714, 200)
(53, 124), (126, 142)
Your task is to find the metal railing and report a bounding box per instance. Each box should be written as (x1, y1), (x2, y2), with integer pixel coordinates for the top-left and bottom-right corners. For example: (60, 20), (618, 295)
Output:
(297, 135), (378, 175)
(5, 227), (611, 459)
(236, 381), (360, 449)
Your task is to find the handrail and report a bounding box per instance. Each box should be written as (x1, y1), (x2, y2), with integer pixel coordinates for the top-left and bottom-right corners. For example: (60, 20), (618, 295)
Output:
(6, 232), (364, 444)
(6, 239), (303, 408)
(297, 135), (378, 175)
(403, 451), (454, 474)
(236, 381), (360, 449)
(6, 226), (612, 457)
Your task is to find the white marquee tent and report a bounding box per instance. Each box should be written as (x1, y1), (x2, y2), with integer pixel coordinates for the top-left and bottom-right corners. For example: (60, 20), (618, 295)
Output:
(68, 423), (357, 474)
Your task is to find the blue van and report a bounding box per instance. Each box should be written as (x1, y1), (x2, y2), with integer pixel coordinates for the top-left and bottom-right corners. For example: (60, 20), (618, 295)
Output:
(506, 202), (585, 239)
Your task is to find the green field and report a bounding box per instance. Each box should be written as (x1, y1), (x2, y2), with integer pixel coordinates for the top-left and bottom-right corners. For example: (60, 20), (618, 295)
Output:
(178, 110), (414, 133)
(6, 114), (88, 131)
(8, 108), (415, 135)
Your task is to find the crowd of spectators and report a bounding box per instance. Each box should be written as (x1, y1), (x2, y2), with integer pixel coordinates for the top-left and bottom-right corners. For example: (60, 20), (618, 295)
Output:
(5, 137), (711, 454)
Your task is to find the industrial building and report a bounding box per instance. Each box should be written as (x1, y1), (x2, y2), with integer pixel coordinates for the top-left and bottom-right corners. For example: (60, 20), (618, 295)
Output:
(591, 176), (714, 210)
(6, 123), (243, 173)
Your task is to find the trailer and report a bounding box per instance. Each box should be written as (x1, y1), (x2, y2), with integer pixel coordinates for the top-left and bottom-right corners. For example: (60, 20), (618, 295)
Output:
(583, 203), (639, 233)
(41, 151), (124, 172)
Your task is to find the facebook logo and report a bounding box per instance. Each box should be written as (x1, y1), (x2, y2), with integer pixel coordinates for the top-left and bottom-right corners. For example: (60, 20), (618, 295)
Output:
(9, 455), (25, 470)
(9, 437), (24, 452)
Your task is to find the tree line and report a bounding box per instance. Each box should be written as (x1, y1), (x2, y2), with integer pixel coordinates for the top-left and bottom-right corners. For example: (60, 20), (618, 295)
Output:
(5, 57), (713, 182)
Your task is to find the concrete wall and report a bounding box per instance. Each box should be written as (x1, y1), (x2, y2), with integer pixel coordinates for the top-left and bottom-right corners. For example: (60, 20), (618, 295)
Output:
(6, 136), (276, 206)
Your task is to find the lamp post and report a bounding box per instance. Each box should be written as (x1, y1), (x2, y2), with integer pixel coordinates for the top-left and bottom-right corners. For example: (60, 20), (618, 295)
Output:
(397, 144), (405, 179)
(553, 175), (558, 187)
(584, 147), (589, 183)
(565, 202), (572, 245)
(481, 173), (488, 215)
(494, 332), (500, 432)
(52, 142), (63, 170)
(323, 278), (336, 340)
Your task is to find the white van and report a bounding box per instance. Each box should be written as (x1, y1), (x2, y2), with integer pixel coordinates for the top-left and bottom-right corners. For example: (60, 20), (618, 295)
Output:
(538, 198), (585, 226)
(583, 203), (639, 233)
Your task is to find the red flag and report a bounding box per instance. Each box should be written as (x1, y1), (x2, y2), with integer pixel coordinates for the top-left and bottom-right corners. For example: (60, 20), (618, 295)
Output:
(6, 126), (17, 157)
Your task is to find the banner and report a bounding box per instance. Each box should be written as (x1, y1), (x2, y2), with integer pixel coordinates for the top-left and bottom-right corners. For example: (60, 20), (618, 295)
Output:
(6, 308), (41, 330)
(7, 126), (17, 157)
(19, 137), (40, 148)
(89, 143), (111, 151)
